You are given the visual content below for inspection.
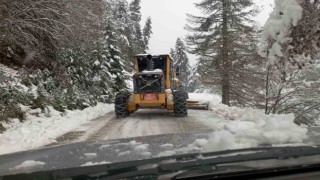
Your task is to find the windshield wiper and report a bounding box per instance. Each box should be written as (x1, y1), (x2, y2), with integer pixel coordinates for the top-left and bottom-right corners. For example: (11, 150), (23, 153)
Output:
(158, 145), (320, 173)
(3, 145), (320, 180)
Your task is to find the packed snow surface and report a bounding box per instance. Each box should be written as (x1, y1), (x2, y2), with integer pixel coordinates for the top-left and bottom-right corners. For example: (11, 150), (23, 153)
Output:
(199, 104), (308, 152)
(153, 103), (309, 156)
(0, 103), (114, 155)
(157, 150), (176, 157)
(83, 153), (97, 159)
(81, 161), (110, 167)
(118, 151), (131, 156)
(9, 160), (46, 173)
(160, 143), (174, 149)
(0, 64), (18, 77)
(134, 144), (149, 152)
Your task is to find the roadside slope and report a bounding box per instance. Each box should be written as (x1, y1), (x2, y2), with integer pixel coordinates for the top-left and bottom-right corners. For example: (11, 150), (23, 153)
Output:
(0, 104), (114, 155)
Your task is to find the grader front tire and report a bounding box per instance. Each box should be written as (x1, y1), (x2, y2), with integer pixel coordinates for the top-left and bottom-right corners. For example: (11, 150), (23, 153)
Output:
(115, 92), (130, 118)
(173, 91), (188, 117)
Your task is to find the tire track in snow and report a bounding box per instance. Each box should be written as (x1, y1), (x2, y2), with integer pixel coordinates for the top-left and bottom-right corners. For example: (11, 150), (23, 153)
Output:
(53, 109), (223, 145)
(87, 116), (120, 141)
(50, 112), (115, 146)
(88, 109), (215, 141)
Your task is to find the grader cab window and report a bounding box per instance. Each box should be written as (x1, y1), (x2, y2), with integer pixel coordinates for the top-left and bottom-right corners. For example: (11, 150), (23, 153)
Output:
(153, 56), (166, 73)
(137, 56), (166, 73)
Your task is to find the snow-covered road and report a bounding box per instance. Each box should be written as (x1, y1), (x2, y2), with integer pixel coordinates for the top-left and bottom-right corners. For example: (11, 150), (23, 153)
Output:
(51, 105), (310, 154)
(54, 109), (225, 145)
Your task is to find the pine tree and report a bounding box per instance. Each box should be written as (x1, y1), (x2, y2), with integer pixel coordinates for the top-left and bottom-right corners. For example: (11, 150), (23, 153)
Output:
(56, 48), (93, 108)
(90, 43), (114, 104)
(195, 56), (220, 92)
(0, 0), (155, 124)
(171, 38), (190, 87)
(143, 17), (153, 50)
(170, 48), (176, 59)
(110, 0), (134, 70)
(186, 0), (258, 106)
(129, 0), (141, 22)
(101, 13), (127, 93)
(129, 0), (145, 53)
(187, 62), (203, 92)
(110, 0), (152, 70)
(134, 24), (145, 52)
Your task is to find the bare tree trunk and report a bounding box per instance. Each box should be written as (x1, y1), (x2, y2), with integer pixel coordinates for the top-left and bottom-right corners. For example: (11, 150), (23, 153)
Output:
(221, 0), (231, 106)
(265, 65), (271, 114)
(271, 86), (284, 114)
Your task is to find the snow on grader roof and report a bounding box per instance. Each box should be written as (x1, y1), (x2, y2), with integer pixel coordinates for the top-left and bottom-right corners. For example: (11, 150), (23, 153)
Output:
(141, 69), (163, 74)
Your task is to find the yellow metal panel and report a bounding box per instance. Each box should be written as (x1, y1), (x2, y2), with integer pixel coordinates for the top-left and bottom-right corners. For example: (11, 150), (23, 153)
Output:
(128, 94), (137, 112)
(134, 93), (166, 105)
(166, 55), (171, 89)
(128, 101), (137, 112)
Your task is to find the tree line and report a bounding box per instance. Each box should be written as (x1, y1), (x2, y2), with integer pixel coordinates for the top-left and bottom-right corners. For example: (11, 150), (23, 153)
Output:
(173, 0), (320, 125)
(0, 0), (319, 126)
(0, 0), (152, 125)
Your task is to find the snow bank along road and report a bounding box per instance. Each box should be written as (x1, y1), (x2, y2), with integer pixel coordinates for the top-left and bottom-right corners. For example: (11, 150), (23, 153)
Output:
(0, 93), (311, 155)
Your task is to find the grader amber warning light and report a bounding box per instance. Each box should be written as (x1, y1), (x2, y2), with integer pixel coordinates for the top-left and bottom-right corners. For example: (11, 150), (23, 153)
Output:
(114, 54), (206, 118)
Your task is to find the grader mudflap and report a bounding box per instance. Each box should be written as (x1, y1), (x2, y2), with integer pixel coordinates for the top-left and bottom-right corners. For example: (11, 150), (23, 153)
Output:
(187, 100), (209, 110)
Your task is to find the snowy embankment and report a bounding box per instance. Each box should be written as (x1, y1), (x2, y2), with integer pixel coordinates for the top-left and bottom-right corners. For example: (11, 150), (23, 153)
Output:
(202, 104), (309, 152)
(186, 94), (309, 152)
(0, 103), (114, 155)
(0, 64), (18, 77)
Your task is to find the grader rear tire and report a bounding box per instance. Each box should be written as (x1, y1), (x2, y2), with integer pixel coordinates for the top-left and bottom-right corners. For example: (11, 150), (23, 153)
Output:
(115, 91), (130, 118)
(173, 91), (188, 117)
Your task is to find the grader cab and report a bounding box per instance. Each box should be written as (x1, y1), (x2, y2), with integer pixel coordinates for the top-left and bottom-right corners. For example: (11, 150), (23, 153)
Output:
(115, 54), (203, 118)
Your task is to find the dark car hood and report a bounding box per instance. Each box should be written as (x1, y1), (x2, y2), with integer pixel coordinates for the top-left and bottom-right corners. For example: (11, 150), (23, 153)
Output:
(0, 131), (213, 176)
(1, 127), (320, 177)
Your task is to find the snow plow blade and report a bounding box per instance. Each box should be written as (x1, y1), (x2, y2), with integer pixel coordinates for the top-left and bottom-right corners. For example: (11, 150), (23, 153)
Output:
(187, 100), (209, 110)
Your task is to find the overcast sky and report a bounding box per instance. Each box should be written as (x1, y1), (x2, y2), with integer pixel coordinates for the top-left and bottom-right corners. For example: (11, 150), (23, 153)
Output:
(139, 0), (274, 66)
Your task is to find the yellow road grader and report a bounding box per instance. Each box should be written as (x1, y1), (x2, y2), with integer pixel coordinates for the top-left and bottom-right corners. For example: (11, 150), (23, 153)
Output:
(115, 54), (206, 118)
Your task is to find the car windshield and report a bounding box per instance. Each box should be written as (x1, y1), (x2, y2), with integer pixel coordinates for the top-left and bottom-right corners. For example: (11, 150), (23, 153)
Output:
(0, 0), (320, 178)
